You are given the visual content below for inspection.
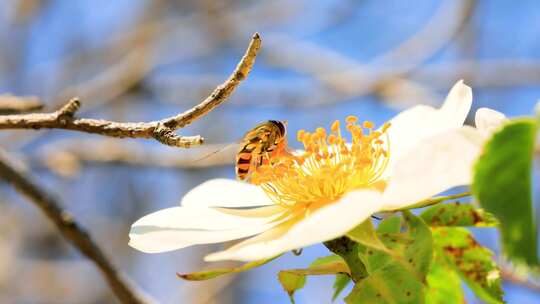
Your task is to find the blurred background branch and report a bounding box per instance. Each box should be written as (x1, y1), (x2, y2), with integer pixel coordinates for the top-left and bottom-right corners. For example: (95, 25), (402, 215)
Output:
(0, 94), (43, 114)
(0, 149), (155, 304)
(30, 139), (235, 177)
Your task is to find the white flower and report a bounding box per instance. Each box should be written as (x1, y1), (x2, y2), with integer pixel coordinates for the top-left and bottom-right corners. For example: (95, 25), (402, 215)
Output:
(129, 81), (506, 262)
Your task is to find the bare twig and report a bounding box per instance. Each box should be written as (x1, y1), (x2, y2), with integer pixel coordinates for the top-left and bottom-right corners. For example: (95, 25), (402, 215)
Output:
(0, 33), (261, 148)
(0, 149), (154, 304)
(0, 94), (43, 114)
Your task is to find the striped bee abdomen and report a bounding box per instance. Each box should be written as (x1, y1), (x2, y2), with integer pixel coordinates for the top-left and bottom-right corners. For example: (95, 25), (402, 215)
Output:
(235, 146), (255, 180)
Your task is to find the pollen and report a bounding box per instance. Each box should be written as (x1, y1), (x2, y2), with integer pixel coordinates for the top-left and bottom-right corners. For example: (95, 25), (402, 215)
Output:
(251, 118), (391, 212)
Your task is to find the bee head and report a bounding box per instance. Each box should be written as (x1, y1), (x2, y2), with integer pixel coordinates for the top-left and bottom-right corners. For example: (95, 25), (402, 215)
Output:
(269, 120), (287, 137)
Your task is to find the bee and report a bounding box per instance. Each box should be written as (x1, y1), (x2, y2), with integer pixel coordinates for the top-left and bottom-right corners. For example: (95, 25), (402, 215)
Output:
(236, 120), (287, 180)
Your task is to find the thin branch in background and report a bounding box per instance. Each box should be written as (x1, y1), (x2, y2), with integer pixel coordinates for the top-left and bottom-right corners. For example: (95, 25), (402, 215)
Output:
(45, 1), (288, 112)
(410, 59), (540, 89)
(0, 94), (43, 114)
(262, 0), (473, 104)
(0, 33), (261, 148)
(54, 47), (153, 111)
(0, 149), (155, 304)
(31, 139), (236, 177)
(371, 0), (475, 69)
(500, 265), (540, 293)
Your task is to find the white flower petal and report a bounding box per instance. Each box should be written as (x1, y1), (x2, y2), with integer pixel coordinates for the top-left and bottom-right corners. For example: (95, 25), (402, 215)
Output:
(212, 205), (285, 218)
(475, 107), (507, 135)
(205, 190), (383, 262)
(383, 81), (472, 177)
(129, 224), (273, 253)
(440, 80), (473, 127)
(181, 178), (273, 207)
(132, 206), (282, 231)
(129, 206), (284, 253)
(381, 126), (484, 210)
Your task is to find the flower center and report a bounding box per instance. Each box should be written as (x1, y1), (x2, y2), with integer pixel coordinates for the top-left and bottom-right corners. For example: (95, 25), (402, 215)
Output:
(251, 116), (391, 211)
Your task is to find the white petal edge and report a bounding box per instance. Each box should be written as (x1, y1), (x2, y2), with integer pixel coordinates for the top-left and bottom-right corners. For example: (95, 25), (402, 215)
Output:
(129, 206), (285, 253)
(440, 80), (473, 128)
(205, 190), (383, 262)
(129, 223), (276, 253)
(383, 81), (472, 178)
(381, 126), (485, 210)
(131, 206), (283, 231)
(475, 107), (507, 136)
(181, 178), (273, 207)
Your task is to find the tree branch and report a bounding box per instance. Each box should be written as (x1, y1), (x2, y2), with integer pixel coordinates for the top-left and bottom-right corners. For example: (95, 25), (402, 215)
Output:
(0, 149), (155, 304)
(31, 139), (236, 177)
(500, 265), (540, 293)
(0, 94), (43, 114)
(0, 33), (261, 148)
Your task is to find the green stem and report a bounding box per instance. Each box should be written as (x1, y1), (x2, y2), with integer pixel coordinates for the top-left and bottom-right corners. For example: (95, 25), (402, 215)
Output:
(324, 237), (367, 283)
(393, 191), (471, 211)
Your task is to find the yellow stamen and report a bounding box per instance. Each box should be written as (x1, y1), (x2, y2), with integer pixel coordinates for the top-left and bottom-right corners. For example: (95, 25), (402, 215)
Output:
(251, 118), (391, 213)
(346, 115), (358, 124)
(362, 120), (374, 129)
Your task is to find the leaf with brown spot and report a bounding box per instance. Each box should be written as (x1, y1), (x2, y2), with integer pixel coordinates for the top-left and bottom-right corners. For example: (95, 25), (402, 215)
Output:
(349, 212), (433, 303)
(345, 263), (424, 304)
(433, 227), (503, 304)
(359, 211), (432, 281)
(420, 202), (498, 227)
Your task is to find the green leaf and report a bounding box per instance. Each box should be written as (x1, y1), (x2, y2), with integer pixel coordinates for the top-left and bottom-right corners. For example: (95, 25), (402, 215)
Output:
(332, 274), (351, 302)
(347, 219), (389, 252)
(401, 211), (433, 278)
(403, 192), (471, 210)
(361, 212), (433, 279)
(420, 202), (498, 227)
(281, 258), (350, 276)
(278, 255), (350, 303)
(278, 271), (306, 303)
(177, 256), (277, 281)
(425, 257), (464, 304)
(349, 212), (433, 303)
(376, 215), (401, 233)
(433, 227), (503, 303)
(310, 254), (349, 270)
(473, 119), (539, 266)
(345, 263), (424, 304)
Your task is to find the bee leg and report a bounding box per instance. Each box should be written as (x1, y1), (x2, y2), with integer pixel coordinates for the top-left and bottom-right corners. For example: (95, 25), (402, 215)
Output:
(292, 248), (303, 256)
(265, 152), (275, 164)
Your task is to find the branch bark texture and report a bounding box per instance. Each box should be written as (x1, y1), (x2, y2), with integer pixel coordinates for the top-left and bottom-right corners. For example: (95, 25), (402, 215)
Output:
(0, 33), (261, 148)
